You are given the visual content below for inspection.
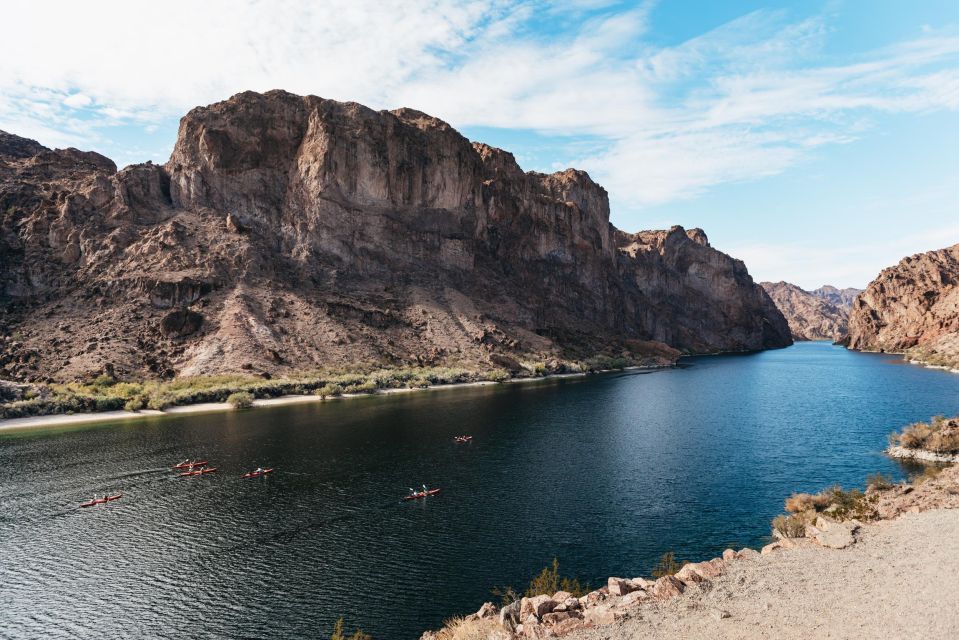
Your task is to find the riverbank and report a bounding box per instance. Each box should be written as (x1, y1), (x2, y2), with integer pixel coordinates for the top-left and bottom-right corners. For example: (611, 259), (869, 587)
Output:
(422, 462), (959, 639)
(0, 367), (659, 433)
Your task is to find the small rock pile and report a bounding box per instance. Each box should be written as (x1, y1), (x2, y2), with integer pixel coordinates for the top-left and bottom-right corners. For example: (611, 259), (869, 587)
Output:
(763, 514), (862, 552)
(421, 548), (760, 639)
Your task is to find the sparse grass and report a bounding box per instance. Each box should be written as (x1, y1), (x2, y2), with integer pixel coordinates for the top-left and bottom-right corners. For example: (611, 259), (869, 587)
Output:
(227, 391), (254, 409)
(911, 465), (944, 485)
(651, 551), (687, 578)
(524, 558), (588, 598)
(431, 616), (503, 640)
(890, 415), (959, 453)
(772, 513), (811, 538)
(329, 617), (371, 640)
(866, 472), (894, 491)
(490, 558), (587, 606)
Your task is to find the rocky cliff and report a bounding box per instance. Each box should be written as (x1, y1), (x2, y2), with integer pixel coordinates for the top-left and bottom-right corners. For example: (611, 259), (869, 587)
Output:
(761, 281), (854, 341)
(845, 244), (959, 367)
(0, 90), (790, 383)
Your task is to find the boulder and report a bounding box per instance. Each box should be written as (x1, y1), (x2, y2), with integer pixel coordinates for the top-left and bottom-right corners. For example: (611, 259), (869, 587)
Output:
(475, 602), (498, 619)
(620, 590), (650, 607)
(629, 577), (653, 590)
(520, 595), (556, 619)
(607, 577), (637, 596)
(651, 575), (685, 599)
(584, 605), (626, 626)
(551, 590), (573, 603)
(722, 548), (738, 561)
(737, 547), (760, 559)
(563, 597), (581, 611)
(675, 564), (708, 586)
(811, 516), (858, 549)
(540, 611), (570, 625)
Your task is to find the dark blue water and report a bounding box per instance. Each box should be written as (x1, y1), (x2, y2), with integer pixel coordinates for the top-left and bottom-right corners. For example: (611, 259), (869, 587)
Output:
(2, 342), (958, 639)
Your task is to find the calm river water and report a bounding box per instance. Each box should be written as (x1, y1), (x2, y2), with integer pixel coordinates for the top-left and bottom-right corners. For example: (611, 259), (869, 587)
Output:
(2, 342), (958, 639)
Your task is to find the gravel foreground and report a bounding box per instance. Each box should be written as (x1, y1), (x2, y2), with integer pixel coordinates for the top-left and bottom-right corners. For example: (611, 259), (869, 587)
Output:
(568, 508), (959, 640)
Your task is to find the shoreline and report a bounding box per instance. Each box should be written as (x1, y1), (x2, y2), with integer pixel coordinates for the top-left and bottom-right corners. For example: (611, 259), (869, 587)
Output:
(887, 444), (959, 463)
(0, 366), (663, 434)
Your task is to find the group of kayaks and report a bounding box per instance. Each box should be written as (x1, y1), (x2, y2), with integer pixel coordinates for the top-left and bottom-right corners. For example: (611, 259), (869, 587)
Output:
(83, 432), (472, 507)
(79, 459), (274, 508)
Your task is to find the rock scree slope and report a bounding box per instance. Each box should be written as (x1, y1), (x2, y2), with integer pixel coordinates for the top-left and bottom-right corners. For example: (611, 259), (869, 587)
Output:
(0, 90), (790, 382)
(845, 243), (959, 368)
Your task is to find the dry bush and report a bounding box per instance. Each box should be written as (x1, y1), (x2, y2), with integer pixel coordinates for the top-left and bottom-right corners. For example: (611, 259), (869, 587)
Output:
(432, 617), (508, 640)
(784, 492), (830, 513)
(772, 513), (809, 538)
(651, 551), (687, 578)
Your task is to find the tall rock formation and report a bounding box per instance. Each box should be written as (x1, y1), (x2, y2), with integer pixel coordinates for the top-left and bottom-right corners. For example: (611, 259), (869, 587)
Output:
(761, 281), (856, 341)
(0, 90), (790, 382)
(845, 244), (959, 367)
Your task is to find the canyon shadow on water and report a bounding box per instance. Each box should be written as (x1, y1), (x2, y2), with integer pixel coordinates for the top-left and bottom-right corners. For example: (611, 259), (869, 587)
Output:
(2, 342), (959, 639)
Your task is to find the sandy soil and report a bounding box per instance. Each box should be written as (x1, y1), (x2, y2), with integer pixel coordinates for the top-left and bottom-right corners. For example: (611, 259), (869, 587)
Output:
(569, 508), (959, 640)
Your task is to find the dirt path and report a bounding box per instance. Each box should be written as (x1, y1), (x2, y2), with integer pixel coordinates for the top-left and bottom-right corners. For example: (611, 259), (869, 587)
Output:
(569, 508), (959, 640)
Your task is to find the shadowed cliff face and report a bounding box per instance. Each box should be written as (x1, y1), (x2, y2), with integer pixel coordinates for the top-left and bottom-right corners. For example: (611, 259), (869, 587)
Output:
(846, 244), (959, 367)
(0, 90), (790, 382)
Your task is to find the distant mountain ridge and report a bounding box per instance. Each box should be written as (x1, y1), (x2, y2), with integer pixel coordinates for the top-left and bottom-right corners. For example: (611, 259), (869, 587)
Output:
(761, 282), (861, 341)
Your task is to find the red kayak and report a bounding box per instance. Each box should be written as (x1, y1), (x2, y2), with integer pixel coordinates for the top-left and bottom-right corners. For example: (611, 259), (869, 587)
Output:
(241, 468), (274, 479)
(172, 459), (208, 470)
(81, 493), (122, 508)
(179, 467), (217, 477)
(403, 488), (441, 501)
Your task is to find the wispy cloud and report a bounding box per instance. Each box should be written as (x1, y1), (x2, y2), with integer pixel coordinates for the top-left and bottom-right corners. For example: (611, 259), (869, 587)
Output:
(1, 1), (958, 214)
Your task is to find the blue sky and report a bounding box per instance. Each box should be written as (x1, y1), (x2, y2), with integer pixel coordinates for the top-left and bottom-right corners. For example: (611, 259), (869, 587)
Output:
(2, 1), (958, 289)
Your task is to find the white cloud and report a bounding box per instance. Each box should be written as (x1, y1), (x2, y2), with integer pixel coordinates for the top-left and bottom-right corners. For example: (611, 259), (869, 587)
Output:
(1, 1), (958, 215)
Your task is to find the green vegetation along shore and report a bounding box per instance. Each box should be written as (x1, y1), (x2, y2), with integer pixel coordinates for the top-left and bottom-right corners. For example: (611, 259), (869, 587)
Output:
(0, 355), (649, 421)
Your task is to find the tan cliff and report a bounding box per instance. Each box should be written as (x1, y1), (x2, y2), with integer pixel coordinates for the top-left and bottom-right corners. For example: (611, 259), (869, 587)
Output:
(760, 281), (856, 341)
(845, 243), (959, 368)
(0, 90), (790, 383)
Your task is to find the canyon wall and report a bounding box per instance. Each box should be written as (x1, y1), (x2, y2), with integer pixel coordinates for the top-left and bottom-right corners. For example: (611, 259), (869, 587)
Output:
(0, 90), (790, 382)
(845, 244), (959, 367)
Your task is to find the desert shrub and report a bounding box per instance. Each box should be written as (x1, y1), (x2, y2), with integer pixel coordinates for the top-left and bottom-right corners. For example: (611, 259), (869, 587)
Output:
(484, 369), (511, 383)
(824, 486), (877, 521)
(651, 551), (687, 578)
(866, 472), (894, 491)
(147, 391), (177, 411)
(91, 373), (115, 387)
(772, 513), (809, 538)
(490, 584), (520, 606)
(524, 558), (588, 598)
(124, 394), (148, 412)
(911, 465), (944, 485)
(784, 492), (831, 513)
(315, 384), (343, 399)
(329, 617), (370, 640)
(890, 415), (959, 452)
(227, 391), (254, 409)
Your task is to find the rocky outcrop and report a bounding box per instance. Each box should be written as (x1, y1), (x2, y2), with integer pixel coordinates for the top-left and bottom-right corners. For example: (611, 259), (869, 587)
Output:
(0, 90), (790, 382)
(845, 244), (959, 367)
(761, 281), (852, 341)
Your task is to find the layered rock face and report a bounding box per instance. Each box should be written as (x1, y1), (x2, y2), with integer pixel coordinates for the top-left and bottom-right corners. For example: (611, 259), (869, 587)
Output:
(761, 281), (854, 341)
(0, 90), (790, 382)
(845, 244), (959, 367)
